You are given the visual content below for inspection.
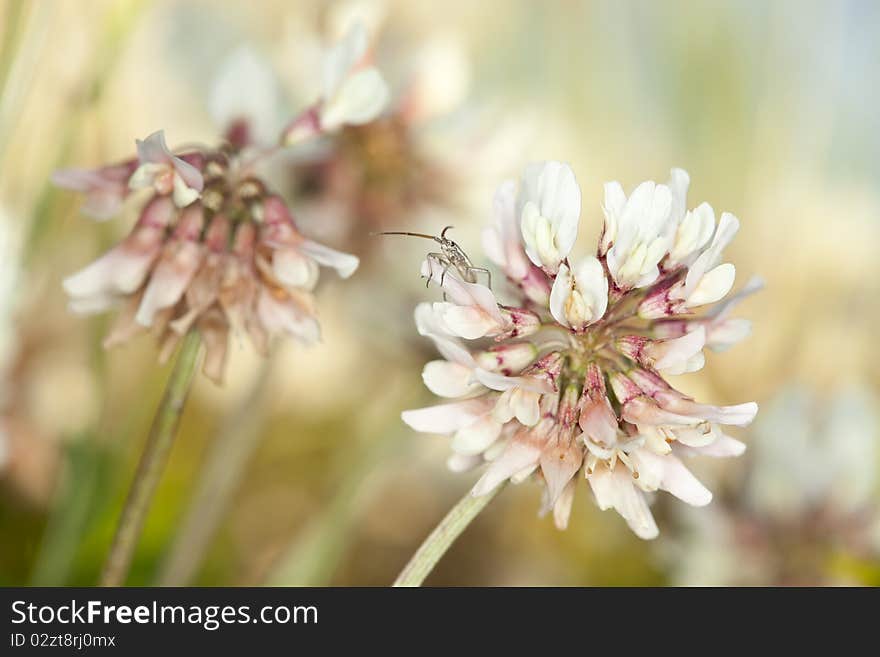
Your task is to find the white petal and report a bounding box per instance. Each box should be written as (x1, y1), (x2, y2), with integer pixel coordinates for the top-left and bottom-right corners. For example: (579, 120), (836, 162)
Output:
(273, 249), (320, 290)
(296, 239), (359, 278)
(422, 360), (479, 398)
(401, 399), (487, 434)
(322, 21), (368, 100)
(552, 479), (577, 530)
(518, 161), (580, 270)
(437, 304), (497, 340)
(256, 289), (321, 344)
(209, 47), (282, 143)
(135, 244), (201, 326)
(136, 130), (171, 164)
(472, 434), (542, 496)
(63, 246), (155, 299)
(447, 453), (482, 473)
(548, 262), (573, 328)
(320, 67), (389, 130)
(451, 416), (503, 455)
(686, 263), (735, 307)
(589, 465), (659, 539)
(128, 162), (165, 190)
(667, 167), (690, 222)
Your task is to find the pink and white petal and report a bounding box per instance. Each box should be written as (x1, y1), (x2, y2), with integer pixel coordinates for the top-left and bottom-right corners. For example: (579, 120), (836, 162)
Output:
(706, 318), (752, 352)
(171, 172), (202, 207)
(472, 432), (543, 496)
(548, 262), (573, 328)
(686, 263), (735, 307)
(257, 290), (321, 344)
(459, 278), (506, 324)
(135, 244), (202, 326)
(68, 293), (118, 315)
(81, 190), (125, 220)
(128, 162), (165, 190)
(474, 369), (554, 394)
(633, 448), (712, 506)
(437, 304), (497, 340)
(540, 439), (583, 506)
(512, 389), (541, 426)
(322, 21), (368, 100)
(677, 432), (746, 458)
(401, 399), (487, 434)
(296, 239), (359, 278)
(451, 416), (503, 455)
(136, 130), (172, 164)
(320, 67), (389, 130)
(422, 360), (479, 398)
(552, 479), (577, 530)
(273, 248), (320, 290)
(588, 465), (659, 539)
(447, 453), (483, 473)
(63, 243), (157, 299)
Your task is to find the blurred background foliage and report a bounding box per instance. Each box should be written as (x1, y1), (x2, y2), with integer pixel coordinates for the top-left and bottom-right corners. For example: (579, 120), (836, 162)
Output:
(0, 0), (878, 586)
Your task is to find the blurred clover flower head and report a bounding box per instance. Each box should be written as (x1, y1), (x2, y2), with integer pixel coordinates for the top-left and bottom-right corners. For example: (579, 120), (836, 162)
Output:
(403, 162), (760, 538)
(671, 385), (880, 585)
(53, 23), (389, 383)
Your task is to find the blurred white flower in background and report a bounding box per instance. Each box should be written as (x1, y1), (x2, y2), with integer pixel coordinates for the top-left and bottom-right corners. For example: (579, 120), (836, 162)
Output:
(668, 384), (880, 585)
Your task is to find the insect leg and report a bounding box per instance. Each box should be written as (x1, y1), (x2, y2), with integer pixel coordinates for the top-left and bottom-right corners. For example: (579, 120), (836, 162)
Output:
(424, 253), (448, 288)
(467, 267), (493, 290)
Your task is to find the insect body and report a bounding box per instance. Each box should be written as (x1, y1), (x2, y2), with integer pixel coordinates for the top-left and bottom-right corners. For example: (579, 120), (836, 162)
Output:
(377, 226), (492, 291)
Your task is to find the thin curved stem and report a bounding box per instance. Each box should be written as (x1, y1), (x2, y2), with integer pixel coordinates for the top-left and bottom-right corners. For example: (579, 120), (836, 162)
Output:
(157, 356), (274, 586)
(392, 483), (506, 587)
(99, 331), (201, 587)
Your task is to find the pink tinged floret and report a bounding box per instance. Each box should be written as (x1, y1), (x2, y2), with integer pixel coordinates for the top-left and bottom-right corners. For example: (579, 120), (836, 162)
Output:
(624, 367), (757, 426)
(472, 425), (551, 496)
(587, 463), (659, 539)
(401, 398), (495, 435)
(199, 309), (230, 384)
(422, 360), (481, 398)
(629, 448), (712, 506)
(52, 161), (137, 220)
(256, 287), (320, 345)
(578, 368), (619, 447)
(135, 204), (205, 326)
(618, 327), (706, 375)
(497, 305), (541, 339)
(451, 415), (504, 455)
(475, 342), (538, 376)
(482, 180), (532, 281)
(282, 106), (322, 145)
(130, 131), (204, 207)
(540, 428), (583, 507)
(62, 196), (177, 312)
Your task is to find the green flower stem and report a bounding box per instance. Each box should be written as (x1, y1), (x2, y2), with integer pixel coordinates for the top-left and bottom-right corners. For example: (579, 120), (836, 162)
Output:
(392, 482), (506, 587)
(99, 331), (201, 587)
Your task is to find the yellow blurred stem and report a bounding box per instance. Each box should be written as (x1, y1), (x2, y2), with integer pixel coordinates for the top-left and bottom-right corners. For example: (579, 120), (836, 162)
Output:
(392, 482), (506, 587)
(99, 332), (201, 587)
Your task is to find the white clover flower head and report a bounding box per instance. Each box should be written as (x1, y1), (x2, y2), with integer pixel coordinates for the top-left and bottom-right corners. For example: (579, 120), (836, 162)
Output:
(403, 164), (759, 539)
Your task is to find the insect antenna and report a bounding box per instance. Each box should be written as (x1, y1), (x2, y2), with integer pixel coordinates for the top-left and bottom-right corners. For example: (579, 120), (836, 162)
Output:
(372, 231), (441, 242)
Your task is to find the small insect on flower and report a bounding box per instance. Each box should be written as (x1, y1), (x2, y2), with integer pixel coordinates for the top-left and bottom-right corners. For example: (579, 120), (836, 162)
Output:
(376, 226), (492, 290)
